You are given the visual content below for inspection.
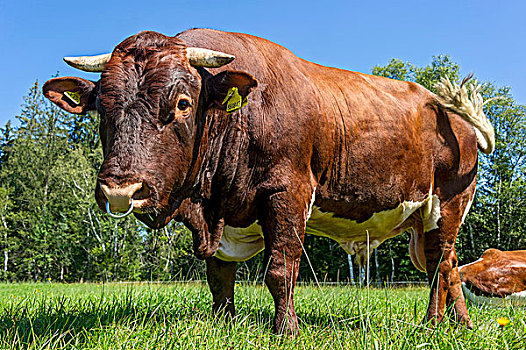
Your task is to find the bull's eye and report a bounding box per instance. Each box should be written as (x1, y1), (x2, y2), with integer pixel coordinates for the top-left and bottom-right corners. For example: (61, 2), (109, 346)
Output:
(164, 94), (192, 124)
(177, 99), (190, 111)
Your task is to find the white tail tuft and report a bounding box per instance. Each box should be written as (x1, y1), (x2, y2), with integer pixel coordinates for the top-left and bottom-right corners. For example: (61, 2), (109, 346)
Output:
(435, 75), (495, 154)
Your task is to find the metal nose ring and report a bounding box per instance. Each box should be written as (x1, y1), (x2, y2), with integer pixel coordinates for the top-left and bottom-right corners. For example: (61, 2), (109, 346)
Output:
(106, 199), (134, 219)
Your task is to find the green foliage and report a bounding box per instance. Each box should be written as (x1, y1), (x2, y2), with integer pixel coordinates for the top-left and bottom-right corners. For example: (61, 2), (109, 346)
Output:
(372, 55), (460, 92)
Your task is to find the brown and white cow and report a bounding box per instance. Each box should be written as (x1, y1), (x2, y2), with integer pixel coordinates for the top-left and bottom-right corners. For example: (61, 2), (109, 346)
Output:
(43, 29), (495, 333)
(459, 249), (526, 306)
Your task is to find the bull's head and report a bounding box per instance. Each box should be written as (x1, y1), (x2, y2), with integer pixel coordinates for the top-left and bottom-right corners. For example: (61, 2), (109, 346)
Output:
(43, 31), (257, 229)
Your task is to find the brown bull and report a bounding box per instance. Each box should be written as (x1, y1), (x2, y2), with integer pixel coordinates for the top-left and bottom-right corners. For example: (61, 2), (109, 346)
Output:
(43, 29), (495, 333)
(459, 249), (526, 306)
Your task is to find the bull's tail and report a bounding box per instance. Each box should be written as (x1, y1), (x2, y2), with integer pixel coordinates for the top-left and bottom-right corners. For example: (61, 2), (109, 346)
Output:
(434, 74), (495, 154)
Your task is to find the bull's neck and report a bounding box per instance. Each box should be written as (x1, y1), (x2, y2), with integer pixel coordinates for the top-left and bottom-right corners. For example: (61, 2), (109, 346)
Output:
(184, 108), (244, 204)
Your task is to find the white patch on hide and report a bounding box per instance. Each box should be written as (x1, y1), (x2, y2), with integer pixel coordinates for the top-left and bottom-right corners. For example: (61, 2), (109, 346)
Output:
(306, 194), (441, 249)
(213, 222), (264, 262)
(421, 194), (441, 232)
(458, 258), (483, 272)
(462, 282), (526, 307)
(461, 197), (474, 225)
(306, 187), (316, 222)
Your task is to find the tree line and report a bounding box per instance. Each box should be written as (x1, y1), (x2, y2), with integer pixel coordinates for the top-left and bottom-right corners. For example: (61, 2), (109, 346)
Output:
(0, 56), (524, 283)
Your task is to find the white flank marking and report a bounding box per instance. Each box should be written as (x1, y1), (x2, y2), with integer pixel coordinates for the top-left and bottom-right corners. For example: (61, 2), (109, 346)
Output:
(307, 195), (441, 246)
(462, 282), (526, 307)
(422, 194), (441, 232)
(461, 197), (474, 225)
(306, 187), (316, 222)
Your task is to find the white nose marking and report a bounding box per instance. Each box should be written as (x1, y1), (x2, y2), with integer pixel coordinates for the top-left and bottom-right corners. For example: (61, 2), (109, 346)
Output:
(100, 183), (143, 212)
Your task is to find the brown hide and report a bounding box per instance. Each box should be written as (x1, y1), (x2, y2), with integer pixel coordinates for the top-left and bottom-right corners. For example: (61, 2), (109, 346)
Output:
(43, 28), (483, 333)
(459, 249), (526, 298)
(175, 29), (477, 224)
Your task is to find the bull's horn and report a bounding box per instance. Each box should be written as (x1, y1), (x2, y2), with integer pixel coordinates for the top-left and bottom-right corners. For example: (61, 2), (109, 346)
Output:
(63, 48), (233, 71)
(63, 53), (112, 72)
(186, 47), (235, 68)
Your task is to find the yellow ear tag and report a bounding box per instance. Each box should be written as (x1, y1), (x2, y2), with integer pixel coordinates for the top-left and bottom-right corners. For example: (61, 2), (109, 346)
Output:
(64, 91), (81, 105)
(222, 87), (247, 113)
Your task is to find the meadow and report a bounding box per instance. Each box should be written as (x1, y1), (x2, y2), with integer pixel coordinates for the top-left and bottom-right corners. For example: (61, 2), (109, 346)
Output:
(0, 282), (523, 349)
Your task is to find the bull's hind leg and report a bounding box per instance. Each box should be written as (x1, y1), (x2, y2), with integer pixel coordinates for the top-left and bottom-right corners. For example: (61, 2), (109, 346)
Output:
(206, 257), (237, 318)
(446, 248), (473, 328)
(424, 193), (473, 327)
(259, 184), (313, 335)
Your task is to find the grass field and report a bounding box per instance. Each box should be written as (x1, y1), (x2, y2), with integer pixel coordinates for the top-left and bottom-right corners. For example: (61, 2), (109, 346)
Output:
(0, 282), (524, 349)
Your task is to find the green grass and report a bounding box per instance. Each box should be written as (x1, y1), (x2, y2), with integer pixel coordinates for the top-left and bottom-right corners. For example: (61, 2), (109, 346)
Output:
(0, 282), (524, 349)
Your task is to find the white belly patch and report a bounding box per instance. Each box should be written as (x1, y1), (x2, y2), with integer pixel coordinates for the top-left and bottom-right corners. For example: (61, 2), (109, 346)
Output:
(214, 194), (441, 262)
(307, 195), (440, 254)
(214, 222), (265, 262)
(462, 282), (526, 307)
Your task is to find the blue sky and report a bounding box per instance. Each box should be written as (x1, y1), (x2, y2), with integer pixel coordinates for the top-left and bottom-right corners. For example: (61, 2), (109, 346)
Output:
(0, 0), (524, 126)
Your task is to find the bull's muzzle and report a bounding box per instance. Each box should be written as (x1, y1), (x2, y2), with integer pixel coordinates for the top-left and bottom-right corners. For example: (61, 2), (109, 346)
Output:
(106, 199), (134, 218)
(100, 182), (148, 218)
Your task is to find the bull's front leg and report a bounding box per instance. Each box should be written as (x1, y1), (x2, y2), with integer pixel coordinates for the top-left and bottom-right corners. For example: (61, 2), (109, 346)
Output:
(178, 200), (237, 318)
(206, 257), (237, 318)
(260, 185), (313, 335)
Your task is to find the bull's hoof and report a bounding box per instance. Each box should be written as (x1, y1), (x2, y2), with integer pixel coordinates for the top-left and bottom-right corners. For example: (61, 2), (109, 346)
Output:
(423, 314), (444, 327)
(455, 315), (474, 329)
(273, 318), (300, 337)
(425, 314), (474, 329)
(211, 301), (235, 322)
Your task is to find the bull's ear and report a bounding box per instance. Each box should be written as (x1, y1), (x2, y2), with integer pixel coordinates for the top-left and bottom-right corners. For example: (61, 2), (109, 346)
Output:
(206, 70), (258, 110)
(43, 77), (97, 115)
